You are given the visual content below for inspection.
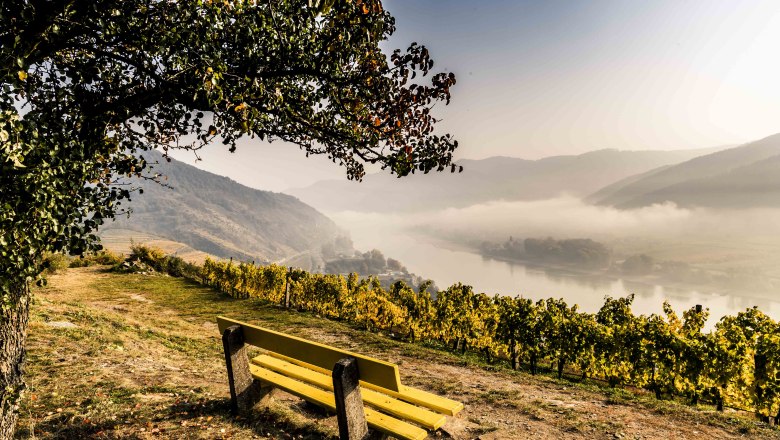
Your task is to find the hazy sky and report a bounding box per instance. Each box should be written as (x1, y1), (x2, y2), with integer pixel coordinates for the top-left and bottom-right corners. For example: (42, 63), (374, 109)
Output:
(171, 0), (780, 191)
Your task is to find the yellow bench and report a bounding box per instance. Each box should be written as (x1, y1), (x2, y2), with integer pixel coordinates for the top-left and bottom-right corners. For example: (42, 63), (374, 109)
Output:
(217, 316), (463, 440)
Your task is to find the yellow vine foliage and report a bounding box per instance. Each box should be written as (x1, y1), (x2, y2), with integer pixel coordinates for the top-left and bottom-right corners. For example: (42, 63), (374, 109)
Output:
(197, 257), (780, 417)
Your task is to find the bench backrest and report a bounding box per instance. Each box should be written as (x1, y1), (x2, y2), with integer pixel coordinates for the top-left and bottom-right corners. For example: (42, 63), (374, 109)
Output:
(217, 316), (403, 392)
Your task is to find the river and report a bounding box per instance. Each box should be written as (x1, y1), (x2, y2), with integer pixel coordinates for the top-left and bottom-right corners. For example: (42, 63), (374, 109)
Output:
(332, 213), (780, 327)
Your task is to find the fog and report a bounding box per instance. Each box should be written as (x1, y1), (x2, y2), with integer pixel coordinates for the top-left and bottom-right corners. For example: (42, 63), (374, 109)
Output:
(329, 197), (780, 323)
(330, 196), (780, 245)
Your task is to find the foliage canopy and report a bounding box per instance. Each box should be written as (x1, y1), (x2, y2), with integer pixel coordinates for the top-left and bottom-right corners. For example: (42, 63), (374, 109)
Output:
(0, 0), (458, 296)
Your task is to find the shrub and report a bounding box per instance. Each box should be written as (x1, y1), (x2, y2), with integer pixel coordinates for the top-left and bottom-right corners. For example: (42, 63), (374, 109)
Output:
(123, 245), (200, 279)
(69, 250), (124, 267)
(164, 255), (200, 279)
(129, 244), (167, 270)
(68, 257), (91, 268)
(92, 249), (124, 265)
(42, 252), (70, 274)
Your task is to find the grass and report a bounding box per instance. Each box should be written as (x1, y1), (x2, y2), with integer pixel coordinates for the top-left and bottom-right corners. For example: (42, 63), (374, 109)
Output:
(16, 267), (780, 439)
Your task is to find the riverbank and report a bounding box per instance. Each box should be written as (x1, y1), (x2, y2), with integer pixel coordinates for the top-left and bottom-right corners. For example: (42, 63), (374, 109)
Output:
(477, 247), (780, 303)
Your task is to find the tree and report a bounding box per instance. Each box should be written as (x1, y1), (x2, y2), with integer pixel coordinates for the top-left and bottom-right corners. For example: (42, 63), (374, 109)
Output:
(0, 1), (458, 436)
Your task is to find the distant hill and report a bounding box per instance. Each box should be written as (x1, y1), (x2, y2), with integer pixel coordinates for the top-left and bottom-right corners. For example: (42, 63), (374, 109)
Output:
(589, 134), (780, 209)
(101, 150), (346, 268)
(584, 164), (675, 205)
(285, 148), (721, 213)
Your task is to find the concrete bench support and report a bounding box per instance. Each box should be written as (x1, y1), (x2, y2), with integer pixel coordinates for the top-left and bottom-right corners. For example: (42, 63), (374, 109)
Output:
(222, 324), (275, 415)
(333, 357), (370, 440)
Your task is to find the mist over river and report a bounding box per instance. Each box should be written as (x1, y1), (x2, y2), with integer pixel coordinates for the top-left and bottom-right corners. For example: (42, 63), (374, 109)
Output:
(332, 212), (780, 328)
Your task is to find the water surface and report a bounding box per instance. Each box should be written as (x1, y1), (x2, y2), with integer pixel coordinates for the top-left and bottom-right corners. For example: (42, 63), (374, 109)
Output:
(333, 213), (780, 326)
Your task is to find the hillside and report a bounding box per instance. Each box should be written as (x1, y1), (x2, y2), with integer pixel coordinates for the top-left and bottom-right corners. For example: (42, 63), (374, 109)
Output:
(18, 266), (779, 439)
(616, 154), (780, 209)
(590, 133), (780, 208)
(286, 148), (720, 213)
(584, 165), (675, 205)
(101, 150), (346, 268)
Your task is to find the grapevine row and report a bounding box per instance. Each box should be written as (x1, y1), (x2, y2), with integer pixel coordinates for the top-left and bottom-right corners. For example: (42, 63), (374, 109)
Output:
(195, 256), (780, 421)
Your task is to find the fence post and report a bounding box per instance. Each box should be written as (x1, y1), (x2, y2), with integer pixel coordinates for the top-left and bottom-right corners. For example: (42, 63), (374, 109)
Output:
(284, 266), (292, 308)
(332, 357), (370, 440)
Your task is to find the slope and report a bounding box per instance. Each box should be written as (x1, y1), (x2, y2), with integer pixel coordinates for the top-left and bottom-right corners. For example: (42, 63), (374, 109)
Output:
(617, 153), (780, 209)
(584, 164), (674, 205)
(591, 133), (780, 208)
(18, 266), (778, 439)
(101, 150), (344, 266)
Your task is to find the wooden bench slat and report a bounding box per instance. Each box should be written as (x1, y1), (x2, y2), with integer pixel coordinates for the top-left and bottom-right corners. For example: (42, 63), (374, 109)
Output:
(252, 354), (447, 430)
(267, 352), (464, 416)
(217, 316), (402, 392)
(249, 364), (427, 440)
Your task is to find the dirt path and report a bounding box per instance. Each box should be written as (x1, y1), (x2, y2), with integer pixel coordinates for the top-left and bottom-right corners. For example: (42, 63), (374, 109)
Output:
(16, 267), (777, 439)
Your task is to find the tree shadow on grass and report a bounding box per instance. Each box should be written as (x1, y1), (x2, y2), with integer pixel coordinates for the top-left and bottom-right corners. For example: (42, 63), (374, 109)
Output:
(166, 395), (336, 440)
(15, 414), (144, 439)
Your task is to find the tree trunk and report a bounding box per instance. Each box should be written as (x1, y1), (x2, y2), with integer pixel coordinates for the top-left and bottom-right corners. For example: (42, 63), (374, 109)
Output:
(0, 282), (30, 440)
(530, 353), (537, 375)
(557, 359), (565, 379)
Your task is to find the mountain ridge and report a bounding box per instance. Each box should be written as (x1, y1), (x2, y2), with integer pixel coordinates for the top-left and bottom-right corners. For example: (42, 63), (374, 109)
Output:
(589, 133), (780, 209)
(286, 147), (725, 213)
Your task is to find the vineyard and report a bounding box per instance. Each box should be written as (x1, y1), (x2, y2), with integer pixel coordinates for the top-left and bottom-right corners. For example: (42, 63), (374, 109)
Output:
(139, 248), (780, 423)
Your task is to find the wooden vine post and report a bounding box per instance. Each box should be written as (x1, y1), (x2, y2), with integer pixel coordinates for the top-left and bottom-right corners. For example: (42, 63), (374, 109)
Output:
(284, 266), (292, 308)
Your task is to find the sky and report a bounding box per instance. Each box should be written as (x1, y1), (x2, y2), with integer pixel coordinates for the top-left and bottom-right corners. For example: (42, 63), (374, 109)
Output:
(171, 0), (780, 191)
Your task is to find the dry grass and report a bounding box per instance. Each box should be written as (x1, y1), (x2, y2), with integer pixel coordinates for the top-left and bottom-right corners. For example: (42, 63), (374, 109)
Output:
(16, 267), (780, 439)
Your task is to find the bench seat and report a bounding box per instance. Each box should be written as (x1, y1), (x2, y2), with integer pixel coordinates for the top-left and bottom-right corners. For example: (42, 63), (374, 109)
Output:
(252, 354), (447, 430)
(249, 363), (428, 440)
(264, 353), (464, 416)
